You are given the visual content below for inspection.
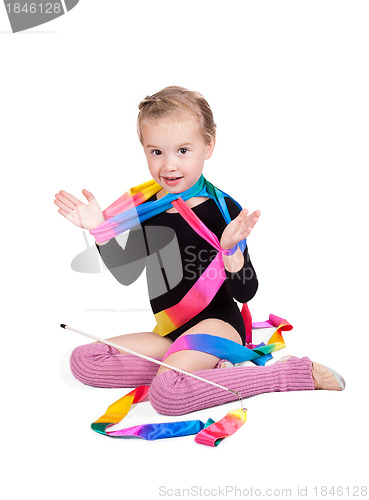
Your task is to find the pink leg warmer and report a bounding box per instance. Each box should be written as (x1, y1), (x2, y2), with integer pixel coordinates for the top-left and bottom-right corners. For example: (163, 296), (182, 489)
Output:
(149, 356), (315, 415)
(70, 343), (160, 388)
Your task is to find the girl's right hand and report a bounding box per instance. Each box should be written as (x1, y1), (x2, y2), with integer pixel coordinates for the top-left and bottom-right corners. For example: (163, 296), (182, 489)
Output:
(54, 189), (105, 229)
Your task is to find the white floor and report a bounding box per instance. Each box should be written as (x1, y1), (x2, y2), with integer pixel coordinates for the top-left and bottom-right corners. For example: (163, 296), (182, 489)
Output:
(3, 307), (365, 500)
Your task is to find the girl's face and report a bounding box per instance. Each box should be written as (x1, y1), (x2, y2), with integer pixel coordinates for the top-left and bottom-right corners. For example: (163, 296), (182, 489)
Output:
(141, 113), (215, 194)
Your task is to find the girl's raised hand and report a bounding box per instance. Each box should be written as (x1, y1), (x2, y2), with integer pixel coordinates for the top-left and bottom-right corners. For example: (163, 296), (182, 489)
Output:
(54, 189), (105, 229)
(220, 208), (261, 250)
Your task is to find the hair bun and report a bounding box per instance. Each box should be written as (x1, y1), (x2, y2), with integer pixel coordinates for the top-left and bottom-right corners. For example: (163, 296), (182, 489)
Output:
(138, 95), (162, 110)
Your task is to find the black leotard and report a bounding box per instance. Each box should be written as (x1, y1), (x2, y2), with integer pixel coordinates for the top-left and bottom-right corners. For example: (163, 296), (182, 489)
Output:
(96, 193), (258, 345)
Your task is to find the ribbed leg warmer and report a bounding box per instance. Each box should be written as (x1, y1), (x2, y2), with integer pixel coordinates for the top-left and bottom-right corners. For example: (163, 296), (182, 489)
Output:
(70, 346), (315, 415)
(149, 356), (315, 415)
(70, 343), (160, 388)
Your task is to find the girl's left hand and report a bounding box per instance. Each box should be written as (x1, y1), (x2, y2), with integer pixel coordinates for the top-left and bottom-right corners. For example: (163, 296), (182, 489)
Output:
(220, 209), (261, 250)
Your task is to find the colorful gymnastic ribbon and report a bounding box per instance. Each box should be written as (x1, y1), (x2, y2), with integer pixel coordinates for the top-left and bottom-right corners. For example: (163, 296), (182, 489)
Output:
(90, 174), (243, 250)
(91, 385), (248, 447)
(88, 174), (293, 445)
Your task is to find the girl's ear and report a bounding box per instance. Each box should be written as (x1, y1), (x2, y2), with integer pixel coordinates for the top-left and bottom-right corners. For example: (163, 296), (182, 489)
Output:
(205, 136), (216, 159)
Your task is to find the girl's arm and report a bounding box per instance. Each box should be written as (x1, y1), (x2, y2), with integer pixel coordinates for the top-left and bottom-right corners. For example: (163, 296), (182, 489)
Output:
(96, 228), (147, 286)
(220, 198), (260, 303)
(224, 244), (258, 303)
(54, 188), (147, 285)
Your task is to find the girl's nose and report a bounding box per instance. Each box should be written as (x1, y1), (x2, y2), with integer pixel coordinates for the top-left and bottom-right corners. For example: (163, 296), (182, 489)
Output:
(163, 156), (180, 173)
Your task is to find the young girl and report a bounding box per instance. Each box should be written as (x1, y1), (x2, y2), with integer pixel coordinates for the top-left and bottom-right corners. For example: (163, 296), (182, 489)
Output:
(54, 86), (345, 416)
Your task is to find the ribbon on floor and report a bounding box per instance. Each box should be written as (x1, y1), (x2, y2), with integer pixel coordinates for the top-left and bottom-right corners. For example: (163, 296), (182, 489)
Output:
(91, 385), (247, 447)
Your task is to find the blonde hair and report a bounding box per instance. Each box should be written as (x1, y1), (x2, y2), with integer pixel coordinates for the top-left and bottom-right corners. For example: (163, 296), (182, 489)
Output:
(137, 86), (216, 145)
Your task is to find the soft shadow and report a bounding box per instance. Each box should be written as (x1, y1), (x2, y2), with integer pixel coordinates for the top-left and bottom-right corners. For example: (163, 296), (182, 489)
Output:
(0, 30), (56, 34)
(59, 349), (85, 388)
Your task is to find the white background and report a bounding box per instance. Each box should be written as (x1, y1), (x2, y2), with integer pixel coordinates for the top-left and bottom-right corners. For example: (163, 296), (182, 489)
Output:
(1, 1), (368, 499)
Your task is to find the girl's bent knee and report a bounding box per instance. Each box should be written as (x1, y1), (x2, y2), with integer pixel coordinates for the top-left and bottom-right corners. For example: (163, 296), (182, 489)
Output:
(149, 370), (197, 416)
(69, 342), (120, 387)
(69, 342), (160, 388)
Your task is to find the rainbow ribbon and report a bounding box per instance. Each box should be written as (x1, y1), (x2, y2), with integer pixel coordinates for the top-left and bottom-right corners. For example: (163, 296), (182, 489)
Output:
(90, 175), (243, 251)
(162, 314), (292, 366)
(91, 384), (247, 446)
(152, 196), (240, 336)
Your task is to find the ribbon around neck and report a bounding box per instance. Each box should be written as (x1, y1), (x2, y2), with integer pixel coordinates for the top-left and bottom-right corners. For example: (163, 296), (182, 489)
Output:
(90, 174), (243, 249)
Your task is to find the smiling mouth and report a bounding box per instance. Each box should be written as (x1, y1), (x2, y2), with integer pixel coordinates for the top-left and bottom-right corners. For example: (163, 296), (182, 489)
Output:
(162, 176), (183, 180)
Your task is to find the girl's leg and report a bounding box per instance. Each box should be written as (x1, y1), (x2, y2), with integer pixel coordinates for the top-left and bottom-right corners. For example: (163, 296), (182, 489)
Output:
(148, 318), (320, 416)
(149, 355), (315, 415)
(70, 331), (172, 388)
(69, 317), (240, 388)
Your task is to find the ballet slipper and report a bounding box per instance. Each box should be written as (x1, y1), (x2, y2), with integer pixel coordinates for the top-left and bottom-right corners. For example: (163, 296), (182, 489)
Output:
(278, 355), (346, 391)
(311, 362), (346, 391)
